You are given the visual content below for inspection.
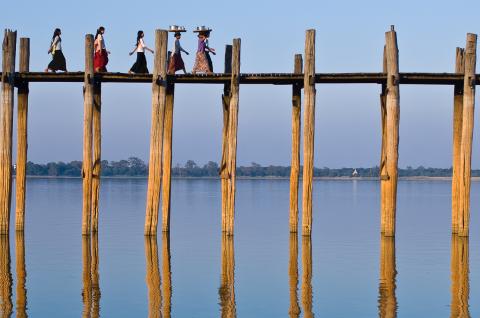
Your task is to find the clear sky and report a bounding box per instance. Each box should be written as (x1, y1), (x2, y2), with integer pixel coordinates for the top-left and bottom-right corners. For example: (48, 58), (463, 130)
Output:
(2, 0), (480, 168)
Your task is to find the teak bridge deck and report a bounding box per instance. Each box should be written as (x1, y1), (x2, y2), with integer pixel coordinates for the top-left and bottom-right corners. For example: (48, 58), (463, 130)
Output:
(0, 26), (477, 238)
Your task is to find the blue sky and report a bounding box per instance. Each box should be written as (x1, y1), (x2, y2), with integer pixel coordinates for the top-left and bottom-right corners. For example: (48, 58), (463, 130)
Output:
(2, 0), (480, 168)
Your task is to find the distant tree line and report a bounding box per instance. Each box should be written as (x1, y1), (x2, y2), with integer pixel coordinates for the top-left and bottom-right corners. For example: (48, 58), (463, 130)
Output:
(19, 157), (479, 178)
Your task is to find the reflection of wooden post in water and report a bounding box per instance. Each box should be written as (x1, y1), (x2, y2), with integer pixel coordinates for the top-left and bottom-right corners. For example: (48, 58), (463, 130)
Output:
(450, 235), (470, 318)
(145, 236), (161, 318)
(0, 236), (12, 317)
(378, 235), (397, 318)
(82, 235), (92, 318)
(219, 235), (236, 317)
(301, 236), (313, 318)
(162, 233), (172, 318)
(15, 232), (27, 318)
(82, 234), (101, 318)
(289, 234), (300, 318)
(91, 234), (100, 318)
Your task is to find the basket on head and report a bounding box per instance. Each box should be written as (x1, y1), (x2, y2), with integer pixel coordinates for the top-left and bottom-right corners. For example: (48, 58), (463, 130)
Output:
(193, 26), (212, 33)
(169, 25), (187, 32)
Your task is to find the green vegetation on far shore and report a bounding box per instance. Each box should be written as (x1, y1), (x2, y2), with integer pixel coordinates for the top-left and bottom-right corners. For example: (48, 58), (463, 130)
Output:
(19, 157), (477, 178)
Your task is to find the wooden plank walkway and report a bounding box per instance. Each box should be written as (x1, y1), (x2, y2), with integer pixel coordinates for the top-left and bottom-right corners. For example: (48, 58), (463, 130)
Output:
(4, 71), (477, 85)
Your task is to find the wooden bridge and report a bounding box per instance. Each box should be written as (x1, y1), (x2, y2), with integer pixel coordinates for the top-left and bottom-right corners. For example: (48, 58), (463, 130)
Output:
(0, 26), (477, 237)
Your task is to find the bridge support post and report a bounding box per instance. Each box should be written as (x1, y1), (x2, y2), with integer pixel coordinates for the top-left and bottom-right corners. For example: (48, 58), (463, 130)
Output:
(91, 81), (101, 233)
(289, 54), (303, 233)
(161, 82), (174, 233)
(82, 34), (94, 235)
(380, 26), (400, 237)
(145, 30), (168, 236)
(301, 30), (316, 236)
(221, 45), (232, 232)
(224, 39), (241, 235)
(15, 38), (29, 231)
(451, 48), (465, 234)
(457, 33), (477, 237)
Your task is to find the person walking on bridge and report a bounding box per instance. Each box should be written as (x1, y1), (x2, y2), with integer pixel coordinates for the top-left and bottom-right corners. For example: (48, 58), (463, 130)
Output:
(45, 28), (67, 72)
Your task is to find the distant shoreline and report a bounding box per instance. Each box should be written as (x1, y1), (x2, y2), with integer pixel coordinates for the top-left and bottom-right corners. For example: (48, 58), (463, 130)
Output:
(16, 175), (476, 181)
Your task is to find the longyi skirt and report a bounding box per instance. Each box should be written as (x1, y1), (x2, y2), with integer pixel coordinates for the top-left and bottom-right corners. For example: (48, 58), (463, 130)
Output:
(168, 53), (185, 74)
(94, 49), (109, 72)
(205, 52), (213, 73)
(192, 52), (210, 73)
(48, 50), (67, 71)
(130, 52), (149, 74)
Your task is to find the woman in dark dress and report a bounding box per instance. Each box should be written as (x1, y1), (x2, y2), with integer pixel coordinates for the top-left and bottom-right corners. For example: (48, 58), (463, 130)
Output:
(129, 31), (154, 74)
(45, 28), (67, 72)
(168, 32), (189, 74)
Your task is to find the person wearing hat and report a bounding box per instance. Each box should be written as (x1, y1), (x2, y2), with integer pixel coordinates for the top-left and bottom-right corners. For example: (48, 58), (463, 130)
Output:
(192, 32), (211, 74)
(129, 30), (154, 74)
(168, 32), (189, 74)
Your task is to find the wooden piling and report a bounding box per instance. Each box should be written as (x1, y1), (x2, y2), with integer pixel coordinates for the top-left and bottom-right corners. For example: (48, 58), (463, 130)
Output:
(289, 233), (300, 318)
(289, 54), (303, 233)
(301, 30), (316, 236)
(457, 33), (477, 237)
(380, 46), (387, 231)
(219, 234), (236, 317)
(0, 30), (16, 235)
(301, 235), (313, 318)
(145, 30), (168, 236)
(162, 233), (172, 318)
(451, 48), (465, 234)
(381, 27), (400, 237)
(15, 38), (30, 231)
(91, 82), (102, 233)
(221, 45), (232, 233)
(161, 83), (174, 233)
(15, 232), (27, 318)
(224, 39), (241, 235)
(82, 35), (95, 235)
(145, 236), (161, 318)
(378, 235), (397, 318)
(450, 235), (469, 318)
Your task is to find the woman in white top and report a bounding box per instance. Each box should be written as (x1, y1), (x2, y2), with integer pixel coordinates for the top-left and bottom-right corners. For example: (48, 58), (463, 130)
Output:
(129, 31), (154, 74)
(45, 28), (67, 72)
(94, 26), (109, 72)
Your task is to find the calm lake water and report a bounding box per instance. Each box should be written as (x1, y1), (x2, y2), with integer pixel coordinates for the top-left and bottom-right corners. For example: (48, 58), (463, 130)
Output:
(3, 178), (480, 317)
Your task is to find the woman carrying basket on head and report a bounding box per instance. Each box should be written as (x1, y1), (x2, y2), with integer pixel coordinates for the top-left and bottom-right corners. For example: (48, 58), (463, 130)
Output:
(167, 28), (189, 74)
(94, 26), (109, 72)
(192, 26), (213, 74)
(45, 28), (67, 72)
(129, 31), (154, 74)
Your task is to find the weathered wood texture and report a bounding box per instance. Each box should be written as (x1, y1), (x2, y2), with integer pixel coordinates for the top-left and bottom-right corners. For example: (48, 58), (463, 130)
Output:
(161, 83), (174, 233)
(82, 35), (95, 235)
(221, 45), (232, 233)
(145, 30), (168, 236)
(378, 235), (397, 318)
(15, 38), (30, 231)
(289, 54), (303, 233)
(162, 234), (172, 318)
(301, 30), (316, 236)
(450, 235), (470, 318)
(381, 30), (400, 237)
(145, 236), (161, 318)
(0, 30), (16, 235)
(457, 34), (477, 237)
(14, 71), (480, 85)
(301, 236), (313, 318)
(224, 39), (241, 235)
(219, 234), (236, 318)
(451, 48), (465, 234)
(380, 47), (387, 232)
(289, 234), (300, 318)
(91, 82), (101, 233)
(0, 235), (12, 317)
(15, 232), (27, 318)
